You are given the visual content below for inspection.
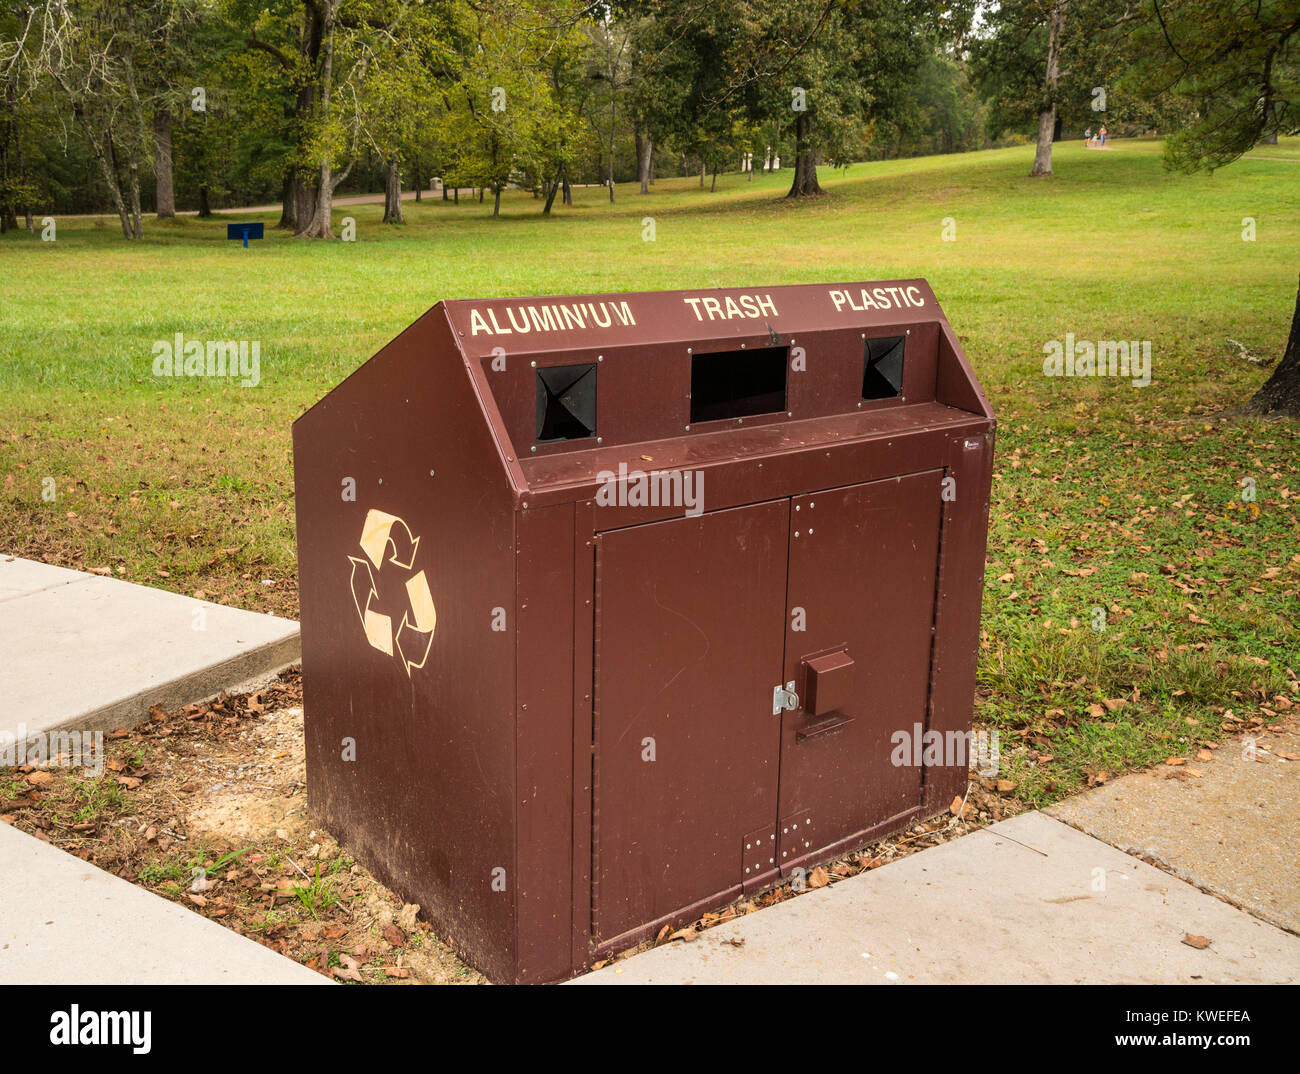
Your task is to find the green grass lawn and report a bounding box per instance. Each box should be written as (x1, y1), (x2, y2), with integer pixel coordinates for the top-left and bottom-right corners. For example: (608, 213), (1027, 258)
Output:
(2, 136), (1297, 805)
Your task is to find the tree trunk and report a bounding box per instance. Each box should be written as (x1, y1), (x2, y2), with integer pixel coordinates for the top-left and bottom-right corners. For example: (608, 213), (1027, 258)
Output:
(493, 185), (501, 217)
(562, 177), (571, 205)
(543, 167), (562, 215)
(786, 112), (822, 197)
(442, 182), (448, 201)
(637, 133), (652, 194)
(298, 3), (345, 239)
(1244, 275), (1300, 416)
(153, 109), (175, 219)
(454, 186), (459, 204)
(607, 94), (616, 203)
(1031, 0), (1066, 177)
(710, 164), (717, 192)
(91, 121), (134, 238)
(277, 176), (296, 230)
(198, 184), (211, 217)
(293, 179), (314, 229)
(121, 47), (146, 237)
(383, 157), (405, 224)
(699, 161), (705, 187)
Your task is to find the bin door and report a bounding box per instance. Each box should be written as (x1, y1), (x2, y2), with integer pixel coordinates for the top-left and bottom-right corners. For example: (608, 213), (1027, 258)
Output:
(593, 499), (789, 943)
(776, 470), (943, 873)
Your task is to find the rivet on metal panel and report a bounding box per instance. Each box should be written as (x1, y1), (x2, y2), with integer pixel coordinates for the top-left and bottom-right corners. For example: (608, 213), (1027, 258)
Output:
(687, 347), (693, 355)
(684, 425), (691, 432)
(530, 446), (536, 453)
(530, 360), (536, 367)
(808, 528), (814, 534)
(429, 470), (435, 476)
(740, 343), (746, 349)
(596, 437), (603, 444)
(597, 354), (604, 362)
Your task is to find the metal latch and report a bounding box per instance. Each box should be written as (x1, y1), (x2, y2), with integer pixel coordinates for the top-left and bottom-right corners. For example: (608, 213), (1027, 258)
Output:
(772, 681), (799, 715)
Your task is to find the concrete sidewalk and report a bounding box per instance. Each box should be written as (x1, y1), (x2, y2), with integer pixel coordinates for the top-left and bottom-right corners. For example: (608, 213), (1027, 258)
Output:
(0, 821), (326, 984)
(575, 812), (1300, 985)
(1048, 725), (1300, 935)
(0, 556), (298, 740)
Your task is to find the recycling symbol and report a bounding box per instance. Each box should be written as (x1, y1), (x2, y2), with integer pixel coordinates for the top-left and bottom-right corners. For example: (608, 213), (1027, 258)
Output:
(347, 509), (436, 676)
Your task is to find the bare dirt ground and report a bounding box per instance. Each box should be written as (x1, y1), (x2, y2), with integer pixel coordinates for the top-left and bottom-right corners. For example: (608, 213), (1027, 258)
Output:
(1, 667), (1033, 982)
(1, 669), (481, 984)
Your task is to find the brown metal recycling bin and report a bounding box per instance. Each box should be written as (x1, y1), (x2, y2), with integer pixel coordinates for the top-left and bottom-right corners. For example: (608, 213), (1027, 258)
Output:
(292, 280), (995, 983)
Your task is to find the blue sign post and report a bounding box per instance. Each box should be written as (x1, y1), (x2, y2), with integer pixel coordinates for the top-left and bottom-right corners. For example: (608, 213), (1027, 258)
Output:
(226, 221), (264, 249)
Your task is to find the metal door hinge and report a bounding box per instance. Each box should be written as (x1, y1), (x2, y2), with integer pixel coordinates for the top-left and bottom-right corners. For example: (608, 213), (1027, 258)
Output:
(772, 681), (799, 715)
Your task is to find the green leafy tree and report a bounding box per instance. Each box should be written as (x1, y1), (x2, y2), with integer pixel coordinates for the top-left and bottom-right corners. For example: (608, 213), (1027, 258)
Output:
(1121, 0), (1300, 415)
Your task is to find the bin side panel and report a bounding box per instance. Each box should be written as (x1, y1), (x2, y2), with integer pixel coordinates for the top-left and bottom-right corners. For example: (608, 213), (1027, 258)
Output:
(514, 502), (576, 983)
(923, 428), (996, 811)
(293, 310), (518, 982)
(592, 500), (790, 943)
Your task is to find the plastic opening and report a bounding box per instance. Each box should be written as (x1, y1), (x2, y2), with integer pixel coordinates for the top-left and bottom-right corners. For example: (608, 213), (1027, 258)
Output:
(862, 336), (905, 400)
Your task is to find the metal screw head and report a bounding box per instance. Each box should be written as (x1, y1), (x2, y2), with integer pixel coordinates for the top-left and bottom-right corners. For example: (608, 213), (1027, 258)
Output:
(740, 343), (746, 349)
(530, 360), (536, 367)
(530, 445), (537, 453)
(596, 437), (603, 444)
(597, 354), (604, 362)
(687, 347), (693, 355)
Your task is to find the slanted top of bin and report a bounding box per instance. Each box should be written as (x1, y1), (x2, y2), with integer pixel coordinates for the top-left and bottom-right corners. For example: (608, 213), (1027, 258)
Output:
(432, 281), (991, 493)
(298, 280), (993, 506)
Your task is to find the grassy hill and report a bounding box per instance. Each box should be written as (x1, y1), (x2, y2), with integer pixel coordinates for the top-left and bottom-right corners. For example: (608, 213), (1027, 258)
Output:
(2, 136), (1297, 801)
